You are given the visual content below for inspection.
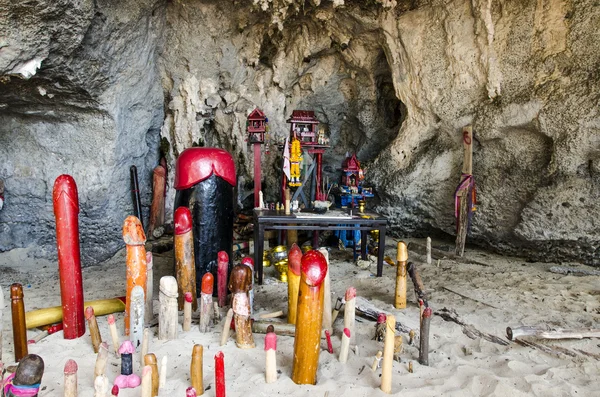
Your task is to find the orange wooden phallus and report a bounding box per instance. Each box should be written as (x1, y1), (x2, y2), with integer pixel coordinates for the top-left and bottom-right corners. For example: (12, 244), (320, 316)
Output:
(175, 206), (198, 311)
(287, 244), (302, 324)
(291, 250), (327, 385)
(123, 215), (147, 336)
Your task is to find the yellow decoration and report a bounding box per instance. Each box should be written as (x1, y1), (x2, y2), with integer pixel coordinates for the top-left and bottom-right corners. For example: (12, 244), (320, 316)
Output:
(289, 137), (302, 187)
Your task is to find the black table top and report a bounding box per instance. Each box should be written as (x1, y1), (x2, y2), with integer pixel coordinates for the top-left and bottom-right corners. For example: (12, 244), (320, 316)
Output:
(253, 208), (387, 224)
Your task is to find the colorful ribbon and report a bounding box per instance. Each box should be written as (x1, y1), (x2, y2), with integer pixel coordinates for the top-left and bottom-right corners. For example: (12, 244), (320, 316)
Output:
(2, 373), (41, 397)
(454, 173), (476, 219)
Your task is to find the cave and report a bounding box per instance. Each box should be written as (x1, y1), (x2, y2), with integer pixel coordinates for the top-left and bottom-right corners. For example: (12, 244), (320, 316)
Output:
(1, 0), (599, 394)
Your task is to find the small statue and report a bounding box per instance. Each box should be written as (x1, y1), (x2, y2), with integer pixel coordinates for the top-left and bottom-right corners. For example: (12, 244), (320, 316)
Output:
(114, 341), (141, 389)
(373, 313), (387, 342)
(228, 265), (255, 349)
(289, 137), (302, 187)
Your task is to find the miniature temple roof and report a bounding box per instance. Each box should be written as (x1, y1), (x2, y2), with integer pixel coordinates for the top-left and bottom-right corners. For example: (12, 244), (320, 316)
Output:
(343, 153), (361, 172)
(248, 108), (266, 121)
(287, 110), (319, 124)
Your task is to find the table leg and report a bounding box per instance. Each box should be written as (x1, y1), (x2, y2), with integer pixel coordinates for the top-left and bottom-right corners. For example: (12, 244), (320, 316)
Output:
(256, 224), (265, 284)
(360, 230), (367, 260)
(377, 226), (385, 277)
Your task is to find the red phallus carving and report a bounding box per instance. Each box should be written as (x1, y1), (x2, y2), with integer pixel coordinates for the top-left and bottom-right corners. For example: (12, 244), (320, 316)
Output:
(218, 251), (229, 263)
(174, 148), (236, 188)
(345, 287), (356, 301)
(300, 250), (328, 287)
(264, 332), (277, 351)
(288, 244), (302, 276)
(202, 273), (214, 295)
(241, 256), (254, 269)
(174, 207), (193, 235)
(184, 292), (193, 303)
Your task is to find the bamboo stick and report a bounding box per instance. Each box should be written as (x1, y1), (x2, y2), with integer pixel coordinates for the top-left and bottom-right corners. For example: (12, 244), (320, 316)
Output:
(380, 315), (395, 394)
(426, 237), (432, 265)
(26, 297), (126, 330)
(395, 242), (407, 309)
(291, 250), (327, 385)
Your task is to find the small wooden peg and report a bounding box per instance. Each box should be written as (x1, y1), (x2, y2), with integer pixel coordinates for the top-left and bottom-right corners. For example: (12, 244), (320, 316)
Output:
(419, 307), (432, 366)
(85, 306), (102, 353)
(107, 314), (120, 354)
(214, 351), (225, 397)
(339, 328), (351, 364)
(158, 276), (178, 340)
(144, 353), (159, 397)
(380, 315), (396, 394)
(395, 242), (407, 309)
(183, 292), (193, 332)
(159, 356), (167, 389)
(140, 328), (150, 366)
(94, 342), (109, 378)
(11, 283), (28, 362)
(343, 287), (356, 343)
(371, 351), (382, 371)
(63, 359), (78, 397)
(199, 273), (214, 333)
(220, 308), (234, 346)
(141, 365), (152, 397)
(191, 344), (204, 395)
(264, 332), (277, 383)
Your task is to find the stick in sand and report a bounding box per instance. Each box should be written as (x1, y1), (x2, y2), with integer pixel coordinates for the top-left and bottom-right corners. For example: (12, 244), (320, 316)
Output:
(159, 356), (167, 389)
(94, 342), (109, 378)
(64, 359), (78, 397)
(191, 344), (203, 395)
(371, 351), (382, 371)
(229, 264), (255, 348)
(130, 286), (145, 349)
(319, 247), (333, 333)
(291, 250), (327, 385)
(287, 243), (302, 324)
(455, 125), (474, 257)
(325, 330), (333, 354)
(145, 252), (154, 325)
(343, 287), (356, 343)
(144, 353), (159, 397)
(175, 207), (197, 311)
(107, 314), (120, 354)
(339, 328), (351, 363)
(11, 283), (28, 362)
(141, 365), (152, 397)
(380, 315), (396, 394)
(183, 292), (193, 332)
(217, 251), (229, 308)
(94, 374), (109, 397)
(426, 237), (432, 265)
(140, 328), (150, 366)
(220, 308), (234, 346)
(199, 273), (214, 332)
(158, 276), (178, 340)
(265, 331), (277, 383)
(123, 215), (147, 337)
(395, 242), (408, 309)
(506, 326), (600, 341)
(214, 351), (226, 397)
(419, 307), (432, 366)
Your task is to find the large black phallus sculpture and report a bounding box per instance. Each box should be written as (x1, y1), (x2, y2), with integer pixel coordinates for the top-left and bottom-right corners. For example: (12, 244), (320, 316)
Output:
(174, 148), (235, 297)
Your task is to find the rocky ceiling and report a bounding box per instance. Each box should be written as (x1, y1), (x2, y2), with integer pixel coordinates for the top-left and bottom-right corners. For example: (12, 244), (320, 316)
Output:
(0, 0), (598, 265)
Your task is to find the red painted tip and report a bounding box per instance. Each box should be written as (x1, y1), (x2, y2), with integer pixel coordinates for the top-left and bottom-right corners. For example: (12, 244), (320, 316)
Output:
(52, 174), (79, 209)
(122, 216), (146, 245)
(218, 251), (229, 263)
(264, 332), (277, 351)
(142, 365), (152, 376)
(300, 250), (328, 287)
(343, 328), (351, 338)
(64, 359), (78, 374)
(215, 351), (224, 360)
(423, 307), (433, 318)
(241, 256), (254, 269)
(49, 323), (64, 334)
(201, 273), (214, 294)
(119, 340), (135, 354)
(184, 292), (193, 303)
(345, 287), (356, 300)
(85, 306), (95, 320)
(288, 244), (302, 276)
(377, 313), (386, 324)
(174, 206), (192, 235)
(108, 314), (116, 325)
(325, 330), (333, 354)
(111, 385), (119, 396)
(10, 283), (23, 299)
(186, 387), (197, 397)
(146, 252), (153, 270)
(418, 299), (424, 307)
